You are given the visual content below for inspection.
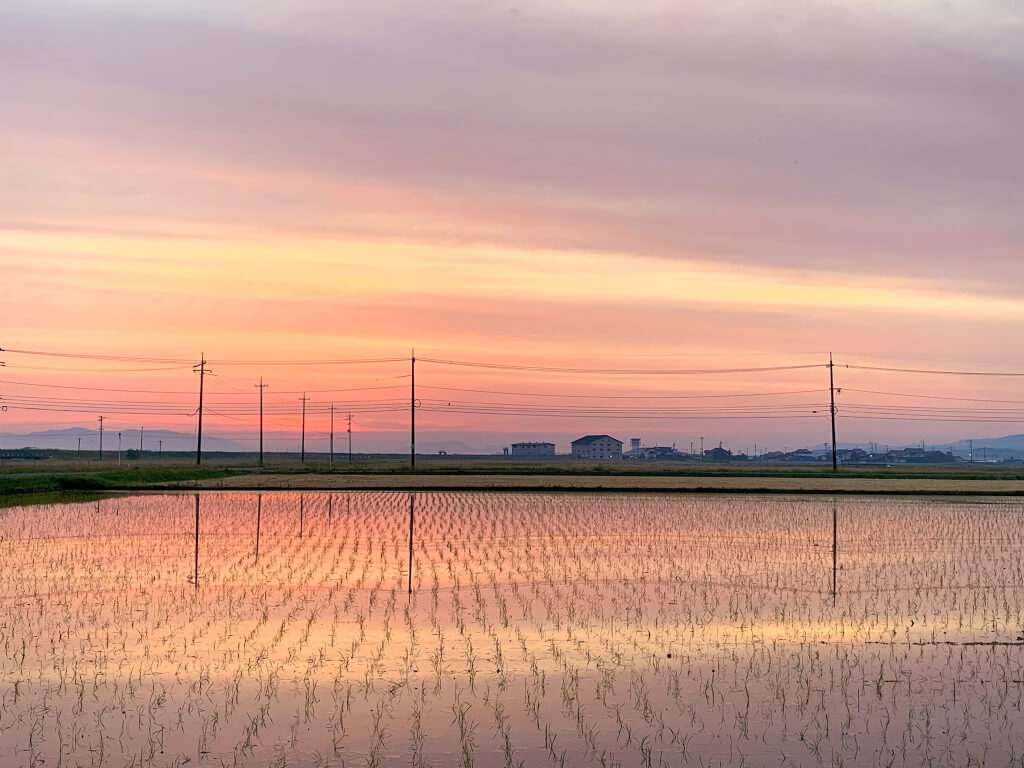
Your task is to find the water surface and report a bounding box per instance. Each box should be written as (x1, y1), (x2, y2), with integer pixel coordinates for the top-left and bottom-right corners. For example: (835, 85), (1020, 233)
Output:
(1, 491), (1022, 766)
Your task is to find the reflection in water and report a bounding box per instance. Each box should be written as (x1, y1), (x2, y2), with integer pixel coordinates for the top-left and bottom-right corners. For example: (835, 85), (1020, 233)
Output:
(832, 500), (838, 604)
(255, 492), (262, 563)
(1, 492), (1024, 766)
(193, 492), (199, 591)
(408, 492), (415, 596)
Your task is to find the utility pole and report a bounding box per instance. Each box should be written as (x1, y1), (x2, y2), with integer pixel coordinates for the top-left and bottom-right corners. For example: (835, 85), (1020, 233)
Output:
(159, 439), (163, 456)
(329, 402), (335, 469)
(829, 353), (838, 471)
(700, 436), (704, 461)
(97, 415), (105, 461)
(300, 394), (309, 462)
(77, 436), (82, 459)
(139, 426), (144, 459)
(255, 378), (268, 467)
(410, 351), (416, 471)
(348, 412), (353, 462)
(194, 354), (210, 466)
(117, 431), (122, 466)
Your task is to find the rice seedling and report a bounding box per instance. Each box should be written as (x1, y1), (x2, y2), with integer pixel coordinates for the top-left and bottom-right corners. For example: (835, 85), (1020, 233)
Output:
(1, 491), (1024, 765)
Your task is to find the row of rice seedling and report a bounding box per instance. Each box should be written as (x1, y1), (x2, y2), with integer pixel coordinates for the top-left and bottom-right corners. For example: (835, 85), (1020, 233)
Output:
(0, 491), (1022, 766)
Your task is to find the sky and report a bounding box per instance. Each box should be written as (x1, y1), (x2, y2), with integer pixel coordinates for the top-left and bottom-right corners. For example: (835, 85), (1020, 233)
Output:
(2, 0), (1024, 453)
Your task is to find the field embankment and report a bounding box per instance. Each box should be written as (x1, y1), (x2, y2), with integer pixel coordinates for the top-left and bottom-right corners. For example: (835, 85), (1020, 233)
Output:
(5, 459), (1024, 497)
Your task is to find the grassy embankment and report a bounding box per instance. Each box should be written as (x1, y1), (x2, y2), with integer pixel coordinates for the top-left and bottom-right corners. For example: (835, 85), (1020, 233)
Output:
(0, 466), (242, 496)
(4, 457), (1024, 498)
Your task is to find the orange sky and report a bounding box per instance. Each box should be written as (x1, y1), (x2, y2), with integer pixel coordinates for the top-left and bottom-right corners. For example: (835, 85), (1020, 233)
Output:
(2, 0), (1023, 452)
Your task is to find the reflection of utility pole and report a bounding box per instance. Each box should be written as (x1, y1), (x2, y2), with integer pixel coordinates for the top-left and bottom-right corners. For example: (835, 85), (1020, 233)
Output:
(408, 493), (415, 595)
(193, 494), (200, 591)
(300, 394), (309, 462)
(255, 494), (262, 563)
(98, 415), (105, 461)
(255, 378), (268, 467)
(832, 502), (838, 605)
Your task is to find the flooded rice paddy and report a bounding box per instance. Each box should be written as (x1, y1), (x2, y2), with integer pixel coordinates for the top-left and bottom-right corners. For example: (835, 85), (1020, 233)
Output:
(2, 491), (1024, 767)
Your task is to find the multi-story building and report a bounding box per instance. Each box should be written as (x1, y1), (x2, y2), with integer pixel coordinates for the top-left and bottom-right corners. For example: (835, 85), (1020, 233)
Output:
(571, 435), (623, 460)
(510, 442), (556, 458)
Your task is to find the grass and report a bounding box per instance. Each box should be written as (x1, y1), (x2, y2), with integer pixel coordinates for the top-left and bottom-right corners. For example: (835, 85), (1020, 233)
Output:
(0, 466), (242, 496)
(5, 455), (1024, 498)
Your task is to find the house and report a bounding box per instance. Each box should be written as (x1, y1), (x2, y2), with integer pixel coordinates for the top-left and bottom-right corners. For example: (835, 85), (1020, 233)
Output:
(571, 435), (623, 460)
(510, 442), (556, 458)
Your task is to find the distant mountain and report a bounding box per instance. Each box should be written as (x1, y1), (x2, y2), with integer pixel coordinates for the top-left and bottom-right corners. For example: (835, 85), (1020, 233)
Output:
(943, 435), (1024, 460)
(416, 440), (480, 455)
(0, 427), (249, 452)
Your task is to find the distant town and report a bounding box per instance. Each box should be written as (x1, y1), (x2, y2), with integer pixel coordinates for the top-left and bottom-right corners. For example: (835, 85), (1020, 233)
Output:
(505, 435), (1006, 465)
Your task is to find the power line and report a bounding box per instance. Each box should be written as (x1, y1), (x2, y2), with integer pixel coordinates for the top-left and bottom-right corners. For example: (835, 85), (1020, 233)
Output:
(419, 357), (825, 375)
(844, 363), (1024, 377)
(843, 388), (1024, 405)
(0, 347), (406, 367)
(419, 385), (827, 400)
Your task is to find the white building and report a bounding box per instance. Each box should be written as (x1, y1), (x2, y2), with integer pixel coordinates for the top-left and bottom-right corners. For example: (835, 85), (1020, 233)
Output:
(510, 441), (556, 458)
(571, 435), (623, 460)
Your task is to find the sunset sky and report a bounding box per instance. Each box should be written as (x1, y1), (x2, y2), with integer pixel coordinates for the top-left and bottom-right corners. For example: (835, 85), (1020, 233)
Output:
(3, 0), (1023, 452)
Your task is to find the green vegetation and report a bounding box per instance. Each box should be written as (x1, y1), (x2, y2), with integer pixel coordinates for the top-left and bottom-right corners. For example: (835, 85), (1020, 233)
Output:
(0, 467), (242, 496)
(4, 454), (1024, 499)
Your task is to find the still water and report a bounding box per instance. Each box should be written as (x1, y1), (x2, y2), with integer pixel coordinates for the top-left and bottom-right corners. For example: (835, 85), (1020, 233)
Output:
(1, 491), (1023, 767)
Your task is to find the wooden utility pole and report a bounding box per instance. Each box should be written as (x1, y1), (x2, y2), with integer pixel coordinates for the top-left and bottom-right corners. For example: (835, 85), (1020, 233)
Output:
(97, 415), (104, 461)
(329, 403), (335, 469)
(194, 355), (210, 466)
(347, 412), (353, 462)
(300, 394), (309, 462)
(829, 353), (838, 471)
(410, 352), (416, 470)
(139, 426), (144, 459)
(255, 378), (268, 466)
